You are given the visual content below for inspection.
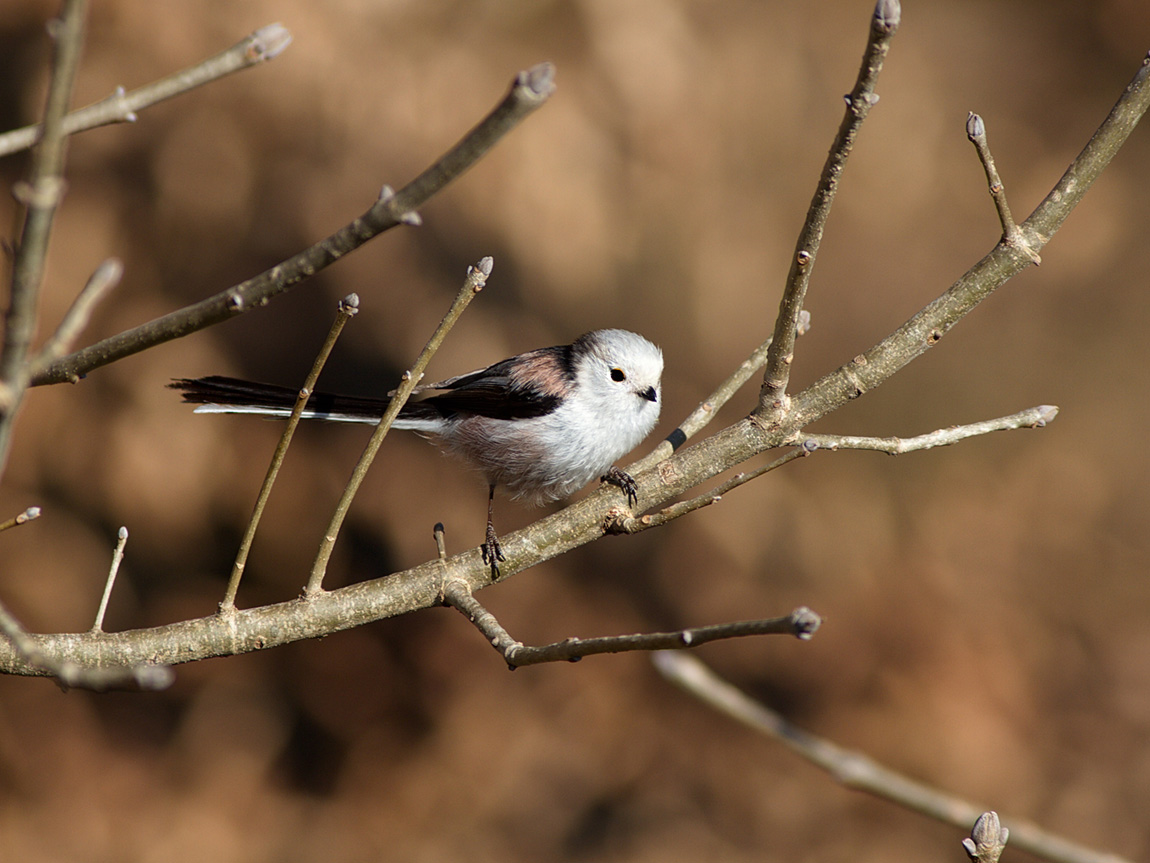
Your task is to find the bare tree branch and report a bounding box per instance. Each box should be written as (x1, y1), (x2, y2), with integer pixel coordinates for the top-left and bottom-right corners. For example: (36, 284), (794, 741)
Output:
(0, 589), (171, 692)
(222, 294), (360, 611)
(801, 405), (1058, 454)
(654, 652), (1131, 863)
(966, 112), (1041, 265)
(90, 526), (128, 633)
(758, 0), (900, 418)
(0, 0), (88, 476)
(304, 257), (492, 596)
(29, 257), (122, 371)
(28, 64), (555, 387)
(442, 577), (820, 668)
(0, 23), (292, 158)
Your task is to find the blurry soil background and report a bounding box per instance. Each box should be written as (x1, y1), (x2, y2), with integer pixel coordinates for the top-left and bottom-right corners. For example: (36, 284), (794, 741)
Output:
(2, 1), (1149, 861)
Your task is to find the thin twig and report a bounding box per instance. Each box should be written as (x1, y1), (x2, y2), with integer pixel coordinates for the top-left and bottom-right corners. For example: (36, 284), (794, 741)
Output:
(0, 23), (292, 158)
(30, 64), (555, 388)
(433, 522), (448, 561)
(801, 405), (1058, 454)
(91, 526), (128, 632)
(619, 405), (1055, 535)
(443, 578), (819, 668)
(655, 653), (1130, 863)
(0, 506), (42, 533)
(0, 592), (171, 691)
(221, 294), (359, 612)
(304, 258), (493, 596)
(966, 112), (1041, 264)
(757, 0), (899, 419)
(0, 0), (88, 477)
(30, 258), (123, 371)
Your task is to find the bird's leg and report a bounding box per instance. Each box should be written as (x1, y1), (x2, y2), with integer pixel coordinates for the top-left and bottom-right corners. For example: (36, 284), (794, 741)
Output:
(481, 484), (505, 577)
(603, 466), (639, 507)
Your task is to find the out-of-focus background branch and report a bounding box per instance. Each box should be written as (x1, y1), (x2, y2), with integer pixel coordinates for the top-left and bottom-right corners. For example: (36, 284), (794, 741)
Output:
(1, 1), (1148, 861)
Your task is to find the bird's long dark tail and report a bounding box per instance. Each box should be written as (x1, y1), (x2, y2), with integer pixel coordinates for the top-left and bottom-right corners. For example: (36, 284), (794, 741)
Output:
(169, 375), (395, 424)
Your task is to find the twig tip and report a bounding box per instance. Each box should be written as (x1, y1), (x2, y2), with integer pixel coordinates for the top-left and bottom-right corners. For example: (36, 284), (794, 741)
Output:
(790, 606), (822, 640)
(246, 23), (293, 62)
(519, 62), (557, 98)
(966, 111), (986, 141)
(873, 0), (901, 33)
(963, 811), (1009, 863)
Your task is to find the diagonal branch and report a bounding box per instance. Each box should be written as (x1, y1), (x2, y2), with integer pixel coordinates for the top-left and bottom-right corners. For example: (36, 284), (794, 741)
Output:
(655, 652), (1130, 863)
(304, 257), (492, 596)
(222, 294), (360, 611)
(0, 23), (292, 158)
(757, 0), (900, 419)
(29, 63), (555, 387)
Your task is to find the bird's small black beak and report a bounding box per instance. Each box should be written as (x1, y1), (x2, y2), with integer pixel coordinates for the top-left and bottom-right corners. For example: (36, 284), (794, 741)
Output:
(639, 386), (658, 403)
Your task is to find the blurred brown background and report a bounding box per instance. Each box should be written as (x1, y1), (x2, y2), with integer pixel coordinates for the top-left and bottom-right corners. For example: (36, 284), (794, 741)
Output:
(1, 0), (1149, 860)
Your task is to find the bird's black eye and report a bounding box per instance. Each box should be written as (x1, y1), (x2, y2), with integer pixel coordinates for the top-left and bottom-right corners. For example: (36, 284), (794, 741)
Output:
(610, 368), (626, 382)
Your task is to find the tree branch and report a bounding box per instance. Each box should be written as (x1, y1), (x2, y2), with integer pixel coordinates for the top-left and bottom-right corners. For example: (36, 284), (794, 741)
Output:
(28, 63), (555, 387)
(802, 405), (1058, 454)
(655, 652), (1131, 863)
(758, 0), (900, 419)
(0, 23), (293, 158)
(442, 577), (820, 668)
(222, 294), (360, 611)
(304, 257), (492, 596)
(0, 0), (88, 475)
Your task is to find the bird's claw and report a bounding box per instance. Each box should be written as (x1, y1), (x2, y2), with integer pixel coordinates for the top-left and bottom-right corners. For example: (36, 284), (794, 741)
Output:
(482, 524), (505, 578)
(604, 466), (639, 508)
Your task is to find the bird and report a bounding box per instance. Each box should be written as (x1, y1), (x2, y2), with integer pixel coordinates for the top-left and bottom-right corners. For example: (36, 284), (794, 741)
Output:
(171, 328), (663, 576)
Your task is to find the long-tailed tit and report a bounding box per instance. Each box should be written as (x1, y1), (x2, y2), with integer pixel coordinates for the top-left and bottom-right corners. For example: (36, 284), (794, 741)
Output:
(171, 328), (663, 575)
